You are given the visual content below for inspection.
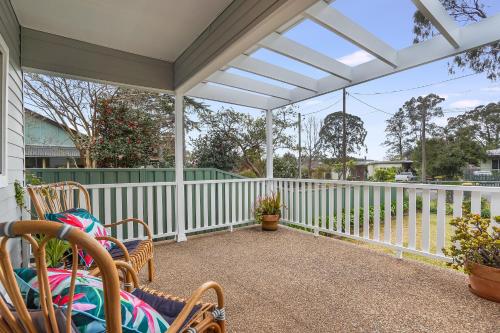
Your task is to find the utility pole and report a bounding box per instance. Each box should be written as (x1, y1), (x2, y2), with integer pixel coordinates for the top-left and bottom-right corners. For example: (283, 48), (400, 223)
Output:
(342, 88), (347, 180)
(298, 112), (302, 179)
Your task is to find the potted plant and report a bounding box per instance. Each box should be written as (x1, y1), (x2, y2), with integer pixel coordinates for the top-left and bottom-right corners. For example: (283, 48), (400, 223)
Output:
(255, 192), (282, 231)
(443, 214), (500, 302)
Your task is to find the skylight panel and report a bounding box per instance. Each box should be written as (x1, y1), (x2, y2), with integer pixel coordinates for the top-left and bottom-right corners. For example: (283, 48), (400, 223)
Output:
(250, 48), (329, 80)
(283, 19), (374, 67)
(225, 68), (296, 90)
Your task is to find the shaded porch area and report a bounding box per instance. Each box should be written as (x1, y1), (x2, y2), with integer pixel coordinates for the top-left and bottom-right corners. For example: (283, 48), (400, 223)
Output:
(146, 226), (499, 333)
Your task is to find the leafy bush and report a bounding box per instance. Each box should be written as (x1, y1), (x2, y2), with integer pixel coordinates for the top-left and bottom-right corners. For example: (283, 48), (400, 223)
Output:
(443, 214), (500, 272)
(371, 167), (398, 182)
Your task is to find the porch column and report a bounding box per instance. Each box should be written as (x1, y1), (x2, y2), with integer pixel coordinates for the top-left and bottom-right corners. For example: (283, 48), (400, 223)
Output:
(266, 109), (273, 193)
(175, 93), (187, 242)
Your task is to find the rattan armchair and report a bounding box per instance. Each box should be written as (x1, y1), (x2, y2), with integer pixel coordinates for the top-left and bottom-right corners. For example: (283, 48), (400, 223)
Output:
(0, 220), (226, 333)
(27, 181), (155, 281)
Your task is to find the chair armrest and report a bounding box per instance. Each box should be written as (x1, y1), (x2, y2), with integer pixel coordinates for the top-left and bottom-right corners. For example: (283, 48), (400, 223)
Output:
(95, 236), (130, 262)
(104, 218), (152, 240)
(90, 260), (139, 292)
(168, 281), (225, 333)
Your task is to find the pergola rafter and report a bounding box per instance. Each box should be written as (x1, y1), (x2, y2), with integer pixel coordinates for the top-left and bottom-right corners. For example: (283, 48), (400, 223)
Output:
(186, 0), (500, 111)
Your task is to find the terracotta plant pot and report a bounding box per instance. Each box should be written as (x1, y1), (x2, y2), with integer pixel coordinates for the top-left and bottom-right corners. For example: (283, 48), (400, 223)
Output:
(467, 262), (500, 303)
(261, 214), (280, 231)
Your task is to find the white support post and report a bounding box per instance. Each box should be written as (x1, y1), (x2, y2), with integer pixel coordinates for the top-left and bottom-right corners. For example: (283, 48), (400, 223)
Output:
(266, 109), (274, 194)
(175, 93), (187, 242)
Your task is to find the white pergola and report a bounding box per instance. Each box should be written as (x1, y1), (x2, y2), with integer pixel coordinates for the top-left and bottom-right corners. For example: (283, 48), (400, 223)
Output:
(171, 0), (500, 241)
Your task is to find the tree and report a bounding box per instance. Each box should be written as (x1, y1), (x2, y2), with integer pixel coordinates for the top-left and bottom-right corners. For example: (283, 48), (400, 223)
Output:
(191, 130), (240, 171)
(196, 107), (296, 177)
(303, 116), (323, 178)
(446, 102), (500, 149)
(273, 153), (298, 178)
(413, 0), (499, 80)
(319, 111), (367, 179)
(402, 94), (445, 181)
(383, 108), (411, 160)
(24, 73), (208, 168)
(93, 99), (160, 167)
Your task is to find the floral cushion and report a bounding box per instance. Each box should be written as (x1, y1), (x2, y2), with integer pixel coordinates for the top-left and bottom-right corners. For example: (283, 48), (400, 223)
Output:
(45, 208), (112, 267)
(14, 268), (170, 333)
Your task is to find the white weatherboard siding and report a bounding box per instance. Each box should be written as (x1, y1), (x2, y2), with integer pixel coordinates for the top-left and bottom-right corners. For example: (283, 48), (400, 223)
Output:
(0, 0), (24, 267)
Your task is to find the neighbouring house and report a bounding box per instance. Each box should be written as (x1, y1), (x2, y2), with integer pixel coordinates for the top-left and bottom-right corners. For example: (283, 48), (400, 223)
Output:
(480, 148), (500, 173)
(354, 160), (414, 180)
(25, 109), (83, 168)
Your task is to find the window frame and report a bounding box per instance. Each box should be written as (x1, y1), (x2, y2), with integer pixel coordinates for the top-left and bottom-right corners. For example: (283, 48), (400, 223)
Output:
(0, 32), (9, 188)
(492, 159), (500, 171)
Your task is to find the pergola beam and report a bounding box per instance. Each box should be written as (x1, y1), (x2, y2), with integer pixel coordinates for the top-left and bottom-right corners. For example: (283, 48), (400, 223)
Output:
(412, 0), (460, 48)
(207, 70), (293, 100)
(305, 2), (398, 68)
(189, 83), (279, 110)
(229, 54), (318, 91)
(259, 32), (352, 81)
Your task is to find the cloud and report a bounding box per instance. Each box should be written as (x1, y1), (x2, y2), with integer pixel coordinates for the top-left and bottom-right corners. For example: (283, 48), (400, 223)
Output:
(449, 99), (483, 108)
(481, 84), (500, 93)
(337, 50), (375, 67)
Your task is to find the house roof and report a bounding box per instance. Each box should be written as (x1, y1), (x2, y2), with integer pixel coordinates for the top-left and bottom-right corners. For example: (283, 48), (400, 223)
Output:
(26, 145), (80, 158)
(487, 148), (500, 156)
(356, 160), (413, 166)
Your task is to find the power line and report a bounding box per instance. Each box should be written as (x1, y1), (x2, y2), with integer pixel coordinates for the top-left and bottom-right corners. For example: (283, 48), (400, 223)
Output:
(302, 97), (342, 116)
(351, 72), (480, 96)
(347, 93), (394, 115)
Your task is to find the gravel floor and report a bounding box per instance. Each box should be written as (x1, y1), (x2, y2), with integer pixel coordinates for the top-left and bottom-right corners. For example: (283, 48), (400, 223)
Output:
(142, 225), (500, 333)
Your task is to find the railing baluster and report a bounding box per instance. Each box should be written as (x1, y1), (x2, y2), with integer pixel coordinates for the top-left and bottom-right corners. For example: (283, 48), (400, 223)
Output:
(210, 184), (216, 227)
(353, 186), (360, 236)
(127, 187), (133, 238)
(156, 186), (163, 236)
(203, 183), (209, 228)
(237, 182), (243, 223)
(243, 182), (247, 222)
(116, 187), (123, 240)
(91, 189), (100, 221)
(373, 186), (380, 241)
(231, 182), (236, 229)
(147, 186), (154, 236)
(166, 185), (173, 234)
(137, 186), (144, 239)
(408, 188), (417, 250)
(421, 189), (431, 252)
(384, 186), (391, 243)
(363, 185), (370, 239)
(250, 181), (255, 220)
(396, 187), (403, 249)
(307, 183), (313, 226)
(218, 183), (224, 227)
(453, 190), (463, 218)
(195, 184), (201, 229)
(336, 185), (342, 233)
(471, 191), (481, 214)
(321, 184), (326, 230)
(314, 183), (319, 229)
(436, 189), (446, 255)
(187, 184), (193, 231)
(344, 185), (351, 234)
(104, 187), (111, 228)
(329, 185), (334, 231)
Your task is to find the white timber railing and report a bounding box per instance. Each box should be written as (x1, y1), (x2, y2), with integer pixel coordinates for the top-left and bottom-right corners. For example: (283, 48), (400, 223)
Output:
(273, 178), (500, 261)
(26, 178), (500, 262)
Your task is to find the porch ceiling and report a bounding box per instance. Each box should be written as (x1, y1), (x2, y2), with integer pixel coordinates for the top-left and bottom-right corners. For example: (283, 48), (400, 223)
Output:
(11, 0), (232, 62)
(187, 0), (500, 110)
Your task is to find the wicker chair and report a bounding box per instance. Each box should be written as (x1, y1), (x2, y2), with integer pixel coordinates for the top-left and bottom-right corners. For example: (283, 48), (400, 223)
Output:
(27, 181), (155, 282)
(0, 220), (226, 333)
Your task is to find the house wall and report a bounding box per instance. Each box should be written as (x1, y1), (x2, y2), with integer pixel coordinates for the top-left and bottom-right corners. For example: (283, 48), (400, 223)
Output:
(481, 159), (492, 171)
(0, 0), (24, 266)
(25, 112), (75, 147)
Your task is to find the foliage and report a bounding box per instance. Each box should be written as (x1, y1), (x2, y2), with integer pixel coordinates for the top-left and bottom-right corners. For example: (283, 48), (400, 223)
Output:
(443, 214), (500, 272)
(319, 111), (367, 161)
(413, 0), (499, 80)
(254, 192), (282, 221)
(191, 130), (240, 171)
(383, 109), (411, 160)
(273, 153), (298, 178)
(303, 116), (323, 177)
(14, 180), (25, 212)
(93, 99), (159, 167)
(35, 235), (71, 268)
(195, 107), (297, 177)
(371, 167), (398, 182)
(24, 73), (207, 168)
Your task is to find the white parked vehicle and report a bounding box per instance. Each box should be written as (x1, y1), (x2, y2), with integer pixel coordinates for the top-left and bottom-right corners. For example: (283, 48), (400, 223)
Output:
(472, 170), (492, 176)
(395, 172), (415, 182)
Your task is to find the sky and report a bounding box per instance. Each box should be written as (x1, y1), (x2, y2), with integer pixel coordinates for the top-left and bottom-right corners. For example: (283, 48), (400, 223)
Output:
(194, 0), (500, 160)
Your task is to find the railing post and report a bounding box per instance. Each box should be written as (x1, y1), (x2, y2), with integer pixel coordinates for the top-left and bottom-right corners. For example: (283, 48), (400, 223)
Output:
(265, 109), (273, 194)
(175, 92), (187, 242)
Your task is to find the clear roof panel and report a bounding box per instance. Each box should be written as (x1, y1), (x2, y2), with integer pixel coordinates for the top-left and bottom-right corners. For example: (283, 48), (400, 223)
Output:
(331, 0), (419, 50)
(250, 48), (330, 79)
(283, 19), (373, 67)
(225, 67), (296, 90)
